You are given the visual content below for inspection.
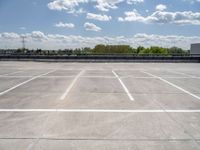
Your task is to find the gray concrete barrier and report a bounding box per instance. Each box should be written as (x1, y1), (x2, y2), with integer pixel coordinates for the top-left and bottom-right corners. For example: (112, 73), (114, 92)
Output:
(0, 55), (200, 63)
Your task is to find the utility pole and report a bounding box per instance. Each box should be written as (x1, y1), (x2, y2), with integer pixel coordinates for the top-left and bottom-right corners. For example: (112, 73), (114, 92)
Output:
(105, 37), (109, 45)
(21, 36), (26, 49)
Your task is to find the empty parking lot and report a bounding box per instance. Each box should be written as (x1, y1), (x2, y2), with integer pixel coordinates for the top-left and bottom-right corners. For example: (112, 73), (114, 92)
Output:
(0, 61), (200, 149)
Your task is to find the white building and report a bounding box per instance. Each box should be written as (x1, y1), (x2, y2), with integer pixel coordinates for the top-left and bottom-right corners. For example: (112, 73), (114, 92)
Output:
(191, 43), (200, 56)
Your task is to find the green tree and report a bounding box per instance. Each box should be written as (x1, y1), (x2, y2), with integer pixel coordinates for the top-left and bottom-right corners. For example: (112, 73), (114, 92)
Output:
(168, 47), (188, 56)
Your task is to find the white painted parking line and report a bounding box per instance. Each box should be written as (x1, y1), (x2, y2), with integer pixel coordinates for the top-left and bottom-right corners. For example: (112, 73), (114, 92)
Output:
(4, 68), (83, 71)
(80, 76), (116, 78)
(0, 76), (33, 78)
(141, 71), (200, 100)
(0, 75), (199, 79)
(0, 71), (23, 76)
(121, 76), (156, 79)
(0, 109), (199, 113)
(0, 75), (76, 78)
(167, 70), (195, 78)
(60, 70), (85, 100)
(121, 76), (200, 79)
(112, 70), (134, 101)
(0, 70), (56, 96)
(33, 76), (75, 78)
(165, 77), (200, 79)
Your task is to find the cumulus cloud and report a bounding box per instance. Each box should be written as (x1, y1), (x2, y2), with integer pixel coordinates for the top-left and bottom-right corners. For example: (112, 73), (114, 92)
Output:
(95, 0), (143, 11)
(0, 31), (199, 49)
(31, 31), (48, 41)
(55, 22), (75, 28)
(1, 32), (20, 39)
(118, 9), (143, 22)
(156, 4), (167, 11)
(31, 31), (46, 38)
(86, 13), (112, 21)
(84, 22), (102, 31)
(47, 0), (144, 13)
(118, 9), (200, 25)
(95, 0), (123, 11)
(47, 0), (87, 14)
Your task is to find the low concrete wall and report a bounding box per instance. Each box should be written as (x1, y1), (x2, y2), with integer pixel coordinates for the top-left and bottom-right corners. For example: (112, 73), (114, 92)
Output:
(0, 55), (200, 63)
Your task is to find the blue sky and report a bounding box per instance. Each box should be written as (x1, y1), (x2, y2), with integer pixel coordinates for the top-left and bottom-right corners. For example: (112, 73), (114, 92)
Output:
(0, 0), (200, 49)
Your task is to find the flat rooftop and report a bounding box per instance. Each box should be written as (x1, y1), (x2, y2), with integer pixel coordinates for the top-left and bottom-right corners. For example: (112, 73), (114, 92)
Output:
(0, 61), (200, 149)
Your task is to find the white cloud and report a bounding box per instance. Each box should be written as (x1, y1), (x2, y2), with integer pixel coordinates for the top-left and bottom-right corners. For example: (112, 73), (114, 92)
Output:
(95, 0), (143, 11)
(95, 0), (123, 11)
(118, 9), (200, 25)
(47, 0), (88, 14)
(156, 4), (167, 11)
(118, 9), (144, 22)
(0, 31), (199, 49)
(127, 0), (144, 5)
(1, 32), (20, 39)
(86, 13), (112, 21)
(48, 0), (144, 12)
(31, 31), (48, 41)
(84, 22), (102, 31)
(55, 22), (75, 28)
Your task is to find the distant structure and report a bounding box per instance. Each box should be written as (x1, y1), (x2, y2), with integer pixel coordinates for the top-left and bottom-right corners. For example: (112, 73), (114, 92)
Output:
(191, 43), (200, 56)
(21, 36), (26, 49)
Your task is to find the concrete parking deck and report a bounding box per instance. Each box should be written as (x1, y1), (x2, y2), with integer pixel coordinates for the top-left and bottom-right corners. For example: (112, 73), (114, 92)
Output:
(0, 61), (200, 150)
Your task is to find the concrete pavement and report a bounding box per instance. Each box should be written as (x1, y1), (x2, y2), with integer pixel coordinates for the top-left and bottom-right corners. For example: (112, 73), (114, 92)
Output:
(0, 61), (200, 149)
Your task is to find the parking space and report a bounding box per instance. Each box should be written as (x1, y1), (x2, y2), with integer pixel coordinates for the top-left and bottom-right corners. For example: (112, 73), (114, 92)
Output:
(45, 70), (81, 77)
(0, 77), (30, 93)
(164, 78), (200, 94)
(0, 61), (200, 150)
(82, 70), (115, 77)
(174, 70), (200, 78)
(0, 77), (74, 108)
(142, 70), (189, 78)
(116, 70), (151, 78)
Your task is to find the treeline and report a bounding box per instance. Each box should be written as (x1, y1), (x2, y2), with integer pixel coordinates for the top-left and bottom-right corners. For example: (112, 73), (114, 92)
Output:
(0, 45), (189, 56)
(90, 45), (189, 56)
